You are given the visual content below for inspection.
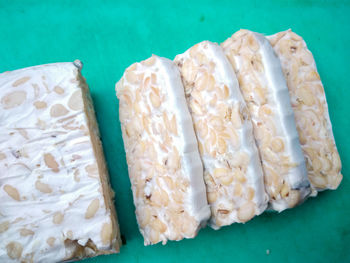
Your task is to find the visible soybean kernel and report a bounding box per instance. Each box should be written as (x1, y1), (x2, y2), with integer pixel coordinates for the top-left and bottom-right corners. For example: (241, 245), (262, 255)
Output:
(321, 158), (332, 172)
(54, 86), (64, 94)
(149, 229), (160, 244)
(198, 141), (204, 155)
(288, 31), (302, 41)
(50, 104), (69, 117)
(246, 187), (255, 201)
(4, 185), (20, 201)
(0, 152), (6, 160)
(305, 70), (320, 81)
(125, 68), (139, 84)
(12, 76), (31, 87)
(328, 171), (342, 189)
(53, 212), (64, 224)
(300, 49), (314, 65)
(253, 87), (266, 104)
(163, 176), (175, 190)
(191, 100), (204, 115)
(163, 112), (170, 130)
(44, 153), (59, 173)
(172, 189), (184, 203)
(35, 180), (53, 193)
(220, 174), (234, 186)
(85, 163), (98, 177)
(217, 137), (227, 154)
(234, 183), (243, 196)
(1, 91), (27, 109)
(34, 101), (47, 109)
(206, 74), (215, 91)
(195, 120), (208, 138)
(189, 43), (200, 58)
(68, 89), (84, 111)
(191, 90), (204, 105)
(209, 129), (217, 146)
(182, 59), (197, 83)
(209, 94), (217, 107)
(332, 151), (341, 171)
(213, 167), (228, 178)
(150, 92), (161, 108)
(138, 207), (151, 228)
(246, 34), (259, 51)
(287, 190), (300, 207)
(151, 218), (167, 233)
(85, 199), (100, 219)
(6, 242), (23, 259)
(251, 54), (264, 73)
(233, 170), (247, 183)
(231, 104), (242, 128)
(160, 189), (170, 206)
(143, 56), (156, 66)
(228, 128), (240, 149)
(298, 129), (307, 145)
(280, 183), (290, 198)
(271, 138), (284, 153)
(195, 72), (209, 91)
(207, 192), (218, 203)
(169, 115), (178, 135)
(101, 222), (112, 245)
(296, 86), (314, 106)
(195, 51), (210, 65)
(20, 228), (34, 236)
(310, 173), (327, 188)
(46, 237), (56, 247)
(223, 85), (230, 98)
(311, 157), (322, 171)
(232, 151), (250, 167)
(151, 73), (157, 85)
(0, 221), (10, 233)
(209, 116), (223, 131)
(237, 201), (255, 222)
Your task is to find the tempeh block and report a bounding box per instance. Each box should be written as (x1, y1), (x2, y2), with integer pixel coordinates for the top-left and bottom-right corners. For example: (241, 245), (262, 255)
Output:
(222, 30), (311, 211)
(268, 30), (342, 193)
(175, 41), (268, 228)
(116, 55), (210, 245)
(0, 61), (121, 262)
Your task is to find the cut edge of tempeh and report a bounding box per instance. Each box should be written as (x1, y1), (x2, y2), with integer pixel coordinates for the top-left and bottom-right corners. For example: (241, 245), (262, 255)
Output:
(221, 30), (311, 212)
(0, 61), (121, 262)
(116, 55), (210, 245)
(75, 61), (122, 256)
(175, 41), (268, 228)
(268, 29), (342, 193)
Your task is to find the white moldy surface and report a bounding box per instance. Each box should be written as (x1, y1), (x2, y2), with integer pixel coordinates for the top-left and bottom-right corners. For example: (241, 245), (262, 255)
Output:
(268, 30), (342, 193)
(222, 30), (310, 211)
(175, 41), (268, 228)
(0, 61), (120, 263)
(116, 55), (210, 245)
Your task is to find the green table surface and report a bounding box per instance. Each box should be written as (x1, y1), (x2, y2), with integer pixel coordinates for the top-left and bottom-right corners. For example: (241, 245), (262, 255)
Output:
(1, 0), (349, 262)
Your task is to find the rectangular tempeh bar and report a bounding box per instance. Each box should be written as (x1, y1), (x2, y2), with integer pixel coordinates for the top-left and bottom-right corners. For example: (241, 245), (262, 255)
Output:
(268, 30), (342, 192)
(222, 30), (311, 211)
(116, 55), (210, 245)
(174, 41), (268, 228)
(0, 61), (121, 262)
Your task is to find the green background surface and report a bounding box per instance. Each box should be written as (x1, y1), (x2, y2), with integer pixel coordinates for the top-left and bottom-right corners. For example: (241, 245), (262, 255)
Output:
(1, 0), (349, 262)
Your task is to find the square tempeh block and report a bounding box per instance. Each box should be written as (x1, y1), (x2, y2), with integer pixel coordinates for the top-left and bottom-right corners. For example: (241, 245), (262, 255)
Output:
(0, 61), (121, 262)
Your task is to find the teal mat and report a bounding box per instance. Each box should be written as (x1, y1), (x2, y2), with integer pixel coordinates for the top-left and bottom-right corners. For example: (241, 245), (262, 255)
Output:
(0, 0), (349, 262)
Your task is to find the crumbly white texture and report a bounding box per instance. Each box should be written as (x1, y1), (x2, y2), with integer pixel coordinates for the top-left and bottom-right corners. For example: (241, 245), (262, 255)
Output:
(0, 62), (119, 263)
(116, 55), (210, 245)
(268, 30), (342, 193)
(175, 41), (268, 228)
(222, 30), (310, 211)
